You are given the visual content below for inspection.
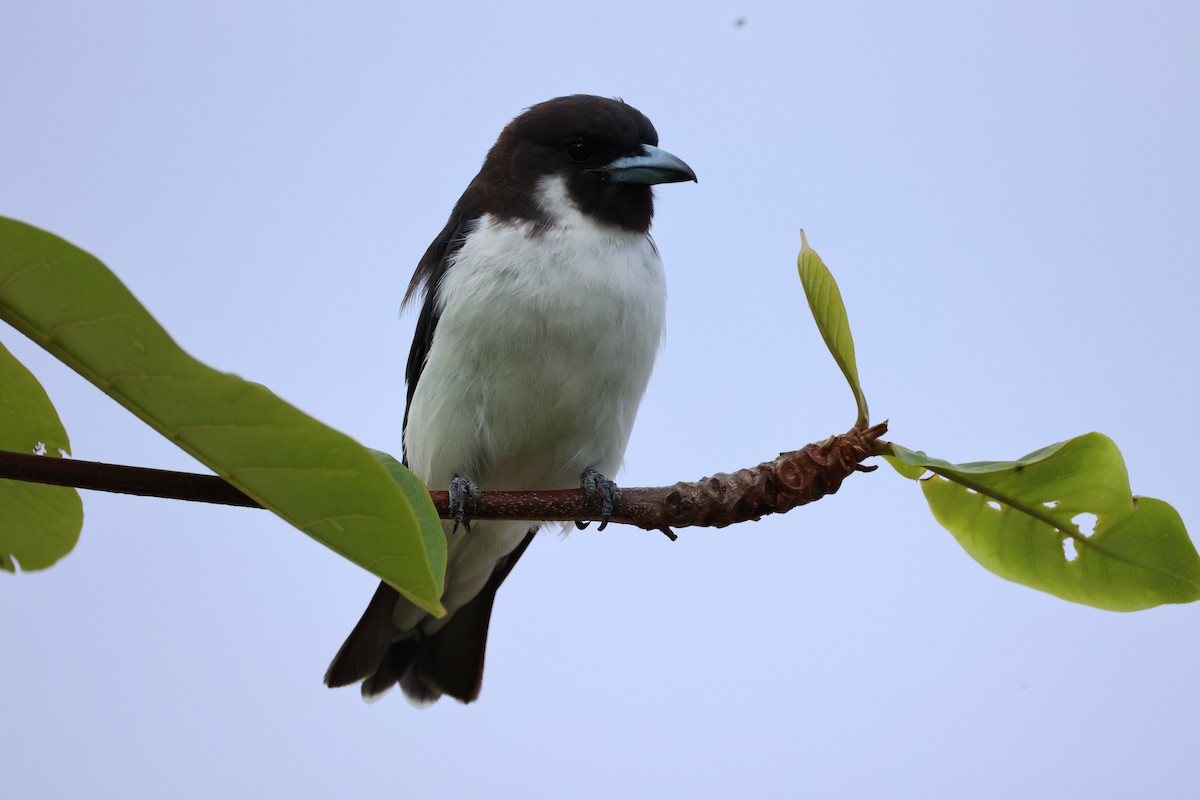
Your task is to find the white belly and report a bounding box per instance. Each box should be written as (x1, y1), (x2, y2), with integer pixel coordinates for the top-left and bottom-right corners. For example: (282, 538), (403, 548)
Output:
(402, 195), (667, 628)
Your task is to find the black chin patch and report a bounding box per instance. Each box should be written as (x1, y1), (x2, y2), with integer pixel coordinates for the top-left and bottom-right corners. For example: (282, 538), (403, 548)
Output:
(564, 175), (654, 233)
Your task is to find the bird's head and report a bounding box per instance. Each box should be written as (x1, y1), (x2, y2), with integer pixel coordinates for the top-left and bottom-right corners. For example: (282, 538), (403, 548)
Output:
(474, 95), (696, 233)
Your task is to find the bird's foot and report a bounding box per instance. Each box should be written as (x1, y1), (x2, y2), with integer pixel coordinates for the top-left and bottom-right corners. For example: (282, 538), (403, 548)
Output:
(578, 467), (621, 531)
(448, 474), (482, 534)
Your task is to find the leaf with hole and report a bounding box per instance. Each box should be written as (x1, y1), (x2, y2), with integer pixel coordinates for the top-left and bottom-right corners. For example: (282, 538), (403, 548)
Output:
(0, 338), (81, 571)
(889, 434), (1200, 610)
(0, 217), (445, 613)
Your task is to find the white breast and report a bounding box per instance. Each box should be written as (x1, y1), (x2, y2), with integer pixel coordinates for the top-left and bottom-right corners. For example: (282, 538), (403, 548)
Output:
(401, 175), (667, 626)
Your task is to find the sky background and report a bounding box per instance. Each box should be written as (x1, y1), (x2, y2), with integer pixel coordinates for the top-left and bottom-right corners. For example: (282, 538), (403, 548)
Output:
(3, 1), (1199, 797)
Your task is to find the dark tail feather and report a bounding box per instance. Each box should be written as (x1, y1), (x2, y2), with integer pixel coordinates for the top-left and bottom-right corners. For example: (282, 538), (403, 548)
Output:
(324, 580), (399, 688)
(327, 528), (537, 705)
(362, 639), (419, 701)
(402, 564), (508, 703)
(396, 527), (537, 704)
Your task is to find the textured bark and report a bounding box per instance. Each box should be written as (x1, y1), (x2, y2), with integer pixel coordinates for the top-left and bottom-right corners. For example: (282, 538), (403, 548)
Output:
(428, 422), (886, 538)
(0, 421), (886, 535)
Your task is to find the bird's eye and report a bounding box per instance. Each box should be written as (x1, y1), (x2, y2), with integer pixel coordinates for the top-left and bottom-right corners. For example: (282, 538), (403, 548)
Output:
(566, 138), (591, 162)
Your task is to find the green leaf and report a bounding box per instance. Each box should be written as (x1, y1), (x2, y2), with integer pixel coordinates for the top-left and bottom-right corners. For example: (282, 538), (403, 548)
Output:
(883, 454), (927, 480)
(0, 338), (82, 571)
(890, 435), (1200, 610)
(370, 449), (445, 596)
(0, 217), (445, 614)
(797, 231), (869, 429)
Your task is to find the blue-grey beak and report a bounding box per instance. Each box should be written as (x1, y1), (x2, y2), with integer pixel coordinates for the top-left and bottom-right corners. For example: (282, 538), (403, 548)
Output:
(601, 144), (697, 185)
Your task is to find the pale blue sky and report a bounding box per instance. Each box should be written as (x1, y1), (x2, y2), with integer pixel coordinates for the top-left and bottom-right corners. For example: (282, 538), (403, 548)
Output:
(3, 2), (1199, 798)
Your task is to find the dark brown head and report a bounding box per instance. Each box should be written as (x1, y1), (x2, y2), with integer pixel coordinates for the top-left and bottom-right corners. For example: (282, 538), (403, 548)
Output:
(467, 95), (696, 233)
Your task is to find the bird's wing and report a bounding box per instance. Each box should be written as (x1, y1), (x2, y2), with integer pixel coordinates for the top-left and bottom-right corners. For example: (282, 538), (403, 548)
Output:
(402, 201), (480, 441)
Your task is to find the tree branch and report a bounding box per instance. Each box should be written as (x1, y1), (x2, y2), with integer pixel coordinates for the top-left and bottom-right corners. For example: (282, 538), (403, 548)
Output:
(0, 421), (885, 536)
(0, 448), (258, 506)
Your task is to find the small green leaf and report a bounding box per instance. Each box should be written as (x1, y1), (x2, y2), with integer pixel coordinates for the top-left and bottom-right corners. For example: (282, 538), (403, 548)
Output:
(890, 435), (1200, 610)
(0, 339), (82, 571)
(797, 232), (869, 429)
(0, 217), (445, 614)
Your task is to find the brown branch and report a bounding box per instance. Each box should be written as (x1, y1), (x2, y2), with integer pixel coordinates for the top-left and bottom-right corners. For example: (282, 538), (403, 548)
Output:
(0, 421), (886, 534)
(0, 448), (257, 506)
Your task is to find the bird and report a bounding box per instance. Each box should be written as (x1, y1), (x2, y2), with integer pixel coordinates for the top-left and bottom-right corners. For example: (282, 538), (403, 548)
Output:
(323, 95), (696, 706)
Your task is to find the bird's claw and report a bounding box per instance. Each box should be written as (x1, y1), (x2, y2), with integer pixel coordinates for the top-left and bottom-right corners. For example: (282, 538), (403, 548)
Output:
(580, 467), (621, 531)
(449, 475), (482, 534)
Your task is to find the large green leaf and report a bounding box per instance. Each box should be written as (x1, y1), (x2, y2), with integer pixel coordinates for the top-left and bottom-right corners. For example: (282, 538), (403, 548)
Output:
(0, 217), (445, 613)
(0, 339), (82, 571)
(889, 434), (1200, 610)
(797, 232), (869, 428)
(370, 449), (446, 586)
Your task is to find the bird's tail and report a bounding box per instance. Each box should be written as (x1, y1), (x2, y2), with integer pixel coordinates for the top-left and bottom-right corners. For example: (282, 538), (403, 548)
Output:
(324, 529), (537, 706)
(323, 580), (398, 691)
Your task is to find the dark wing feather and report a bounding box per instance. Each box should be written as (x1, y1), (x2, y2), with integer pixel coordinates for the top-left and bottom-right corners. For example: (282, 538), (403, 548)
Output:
(324, 197), (482, 694)
(402, 200), (480, 439)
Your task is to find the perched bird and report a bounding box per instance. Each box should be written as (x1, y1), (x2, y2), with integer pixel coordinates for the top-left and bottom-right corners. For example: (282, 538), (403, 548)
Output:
(324, 95), (695, 705)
